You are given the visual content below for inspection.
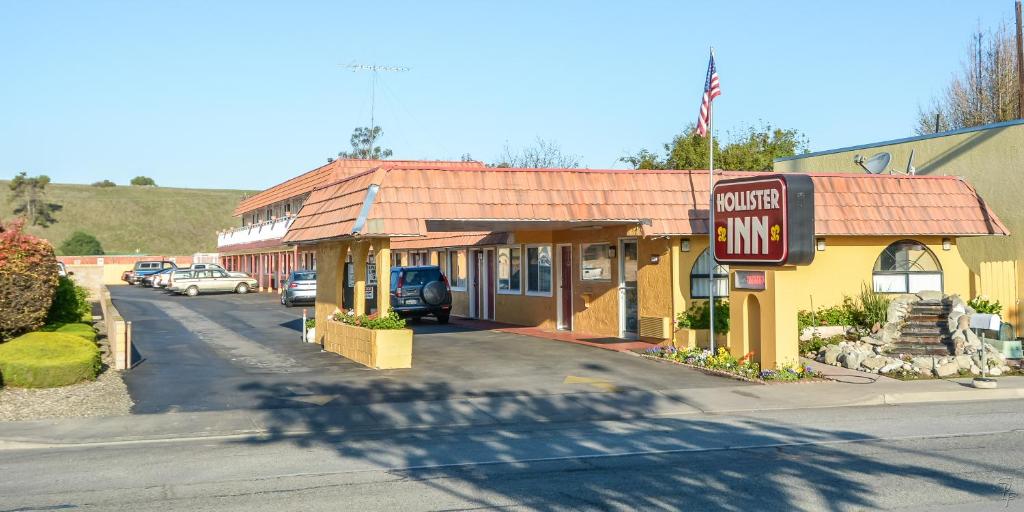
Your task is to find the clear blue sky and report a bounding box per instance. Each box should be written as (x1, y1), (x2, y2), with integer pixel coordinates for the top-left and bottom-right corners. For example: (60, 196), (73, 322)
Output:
(0, 1), (1014, 189)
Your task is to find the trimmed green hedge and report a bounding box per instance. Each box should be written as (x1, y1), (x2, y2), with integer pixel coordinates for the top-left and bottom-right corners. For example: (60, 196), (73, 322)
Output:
(41, 322), (97, 342)
(0, 332), (101, 388)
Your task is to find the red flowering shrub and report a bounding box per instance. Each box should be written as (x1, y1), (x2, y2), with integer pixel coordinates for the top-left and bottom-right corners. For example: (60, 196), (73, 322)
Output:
(0, 219), (59, 341)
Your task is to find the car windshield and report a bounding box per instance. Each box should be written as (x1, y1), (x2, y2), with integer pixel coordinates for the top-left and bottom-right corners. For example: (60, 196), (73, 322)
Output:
(293, 272), (316, 281)
(402, 268), (442, 286)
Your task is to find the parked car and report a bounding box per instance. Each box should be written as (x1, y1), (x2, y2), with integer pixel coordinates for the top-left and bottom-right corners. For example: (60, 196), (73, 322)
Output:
(191, 262), (251, 278)
(57, 262), (71, 277)
(389, 265), (451, 323)
(126, 260), (177, 285)
(166, 269), (196, 293)
(152, 268), (177, 288)
(172, 269), (258, 297)
(142, 268), (174, 288)
(280, 270), (316, 307)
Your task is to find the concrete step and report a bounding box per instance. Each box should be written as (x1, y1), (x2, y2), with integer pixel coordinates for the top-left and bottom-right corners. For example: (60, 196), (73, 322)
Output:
(897, 335), (950, 344)
(887, 344), (952, 356)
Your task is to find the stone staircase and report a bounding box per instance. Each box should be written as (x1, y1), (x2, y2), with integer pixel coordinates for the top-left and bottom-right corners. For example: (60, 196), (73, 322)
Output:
(888, 299), (954, 356)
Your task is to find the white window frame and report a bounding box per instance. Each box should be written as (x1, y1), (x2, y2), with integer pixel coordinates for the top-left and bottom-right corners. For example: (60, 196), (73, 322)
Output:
(448, 249), (467, 291)
(579, 242), (612, 282)
(496, 245), (523, 295)
(524, 244), (553, 297)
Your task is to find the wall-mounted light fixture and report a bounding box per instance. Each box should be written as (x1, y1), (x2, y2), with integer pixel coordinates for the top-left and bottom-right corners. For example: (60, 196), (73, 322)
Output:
(815, 238), (826, 251)
(681, 238), (691, 252)
(942, 238), (952, 251)
(608, 246), (617, 258)
(650, 255), (660, 264)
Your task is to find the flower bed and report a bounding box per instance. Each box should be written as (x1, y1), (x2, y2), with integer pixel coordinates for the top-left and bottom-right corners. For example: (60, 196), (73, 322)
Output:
(640, 346), (822, 383)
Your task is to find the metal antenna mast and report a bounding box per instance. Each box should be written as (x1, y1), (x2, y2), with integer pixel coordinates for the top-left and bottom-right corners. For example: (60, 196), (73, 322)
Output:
(343, 63), (409, 156)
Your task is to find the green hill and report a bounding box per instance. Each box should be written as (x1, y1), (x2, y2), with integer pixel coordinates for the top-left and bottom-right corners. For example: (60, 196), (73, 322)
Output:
(0, 182), (257, 255)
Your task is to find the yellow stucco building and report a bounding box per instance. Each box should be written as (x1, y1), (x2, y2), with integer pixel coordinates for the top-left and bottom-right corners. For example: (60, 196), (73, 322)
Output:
(280, 162), (1006, 370)
(775, 119), (1024, 328)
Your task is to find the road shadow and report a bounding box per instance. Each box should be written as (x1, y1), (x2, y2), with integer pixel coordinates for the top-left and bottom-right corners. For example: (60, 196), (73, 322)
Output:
(235, 378), (1013, 509)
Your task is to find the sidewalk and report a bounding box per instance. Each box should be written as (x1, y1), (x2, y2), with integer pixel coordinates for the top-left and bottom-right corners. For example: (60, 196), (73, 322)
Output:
(1, 375), (1022, 449)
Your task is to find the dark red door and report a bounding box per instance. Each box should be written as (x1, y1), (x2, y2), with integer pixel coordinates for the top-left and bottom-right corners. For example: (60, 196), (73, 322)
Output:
(560, 246), (572, 330)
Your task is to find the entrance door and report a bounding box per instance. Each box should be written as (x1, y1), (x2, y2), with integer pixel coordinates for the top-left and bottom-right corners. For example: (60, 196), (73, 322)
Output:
(557, 245), (572, 330)
(485, 249), (496, 321)
(618, 239), (639, 339)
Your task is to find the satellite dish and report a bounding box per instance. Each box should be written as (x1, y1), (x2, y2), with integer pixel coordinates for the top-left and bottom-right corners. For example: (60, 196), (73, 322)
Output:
(854, 152), (891, 174)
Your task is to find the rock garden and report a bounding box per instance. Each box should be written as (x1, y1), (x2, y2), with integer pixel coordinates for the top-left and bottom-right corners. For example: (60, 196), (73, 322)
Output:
(801, 285), (1018, 380)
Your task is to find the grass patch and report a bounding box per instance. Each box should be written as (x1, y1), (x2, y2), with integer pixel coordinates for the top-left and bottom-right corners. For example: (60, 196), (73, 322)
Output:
(0, 332), (101, 388)
(0, 181), (256, 254)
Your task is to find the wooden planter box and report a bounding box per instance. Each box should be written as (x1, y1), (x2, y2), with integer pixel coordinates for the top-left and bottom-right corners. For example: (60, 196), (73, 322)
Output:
(323, 319), (413, 369)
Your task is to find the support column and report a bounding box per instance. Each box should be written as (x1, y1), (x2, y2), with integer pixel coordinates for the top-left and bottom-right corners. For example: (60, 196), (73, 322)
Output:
(374, 239), (391, 316)
(352, 242), (369, 316)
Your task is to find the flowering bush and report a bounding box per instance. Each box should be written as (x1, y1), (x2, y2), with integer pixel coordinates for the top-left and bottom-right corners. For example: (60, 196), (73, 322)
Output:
(0, 219), (59, 341)
(642, 346), (819, 382)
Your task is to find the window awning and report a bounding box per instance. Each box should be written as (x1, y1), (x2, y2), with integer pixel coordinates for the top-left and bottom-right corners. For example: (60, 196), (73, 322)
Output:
(424, 219), (652, 232)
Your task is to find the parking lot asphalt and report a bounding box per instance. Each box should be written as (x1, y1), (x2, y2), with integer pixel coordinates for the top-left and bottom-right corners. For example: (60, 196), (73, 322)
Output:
(111, 285), (741, 414)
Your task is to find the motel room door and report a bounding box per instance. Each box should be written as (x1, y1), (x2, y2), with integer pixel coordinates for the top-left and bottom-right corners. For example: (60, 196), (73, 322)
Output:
(557, 244), (572, 331)
(618, 239), (639, 339)
(470, 249), (495, 321)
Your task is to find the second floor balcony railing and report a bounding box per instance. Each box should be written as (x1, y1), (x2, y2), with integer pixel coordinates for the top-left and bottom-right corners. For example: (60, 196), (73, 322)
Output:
(217, 216), (294, 248)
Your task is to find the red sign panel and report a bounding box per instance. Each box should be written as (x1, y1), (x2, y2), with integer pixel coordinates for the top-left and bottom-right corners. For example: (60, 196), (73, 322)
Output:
(712, 174), (814, 266)
(734, 270), (767, 291)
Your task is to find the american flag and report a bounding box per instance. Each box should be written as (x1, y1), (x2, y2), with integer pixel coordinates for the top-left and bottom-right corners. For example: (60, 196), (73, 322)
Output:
(696, 51), (720, 138)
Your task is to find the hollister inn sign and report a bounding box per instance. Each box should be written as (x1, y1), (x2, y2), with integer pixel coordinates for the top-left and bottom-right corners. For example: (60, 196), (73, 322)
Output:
(712, 174), (815, 266)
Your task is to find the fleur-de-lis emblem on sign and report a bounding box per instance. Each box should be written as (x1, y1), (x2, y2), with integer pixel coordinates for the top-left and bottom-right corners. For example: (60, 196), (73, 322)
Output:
(770, 224), (781, 241)
(717, 226), (727, 242)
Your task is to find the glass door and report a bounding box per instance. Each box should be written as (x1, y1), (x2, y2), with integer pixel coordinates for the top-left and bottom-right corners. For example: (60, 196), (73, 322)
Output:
(618, 239), (638, 339)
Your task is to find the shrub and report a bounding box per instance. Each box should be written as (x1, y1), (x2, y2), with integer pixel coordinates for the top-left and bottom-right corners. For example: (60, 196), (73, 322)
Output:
(799, 334), (844, 355)
(130, 176), (156, 186)
(47, 276), (92, 324)
(305, 318), (316, 329)
(0, 219), (59, 341)
(845, 283), (891, 328)
(0, 331), (100, 388)
(91, 180), (116, 187)
(58, 231), (104, 256)
(331, 310), (407, 330)
(797, 304), (853, 333)
(42, 323), (97, 342)
(968, 296), (1002, 315)
(678, 300), (730, 334)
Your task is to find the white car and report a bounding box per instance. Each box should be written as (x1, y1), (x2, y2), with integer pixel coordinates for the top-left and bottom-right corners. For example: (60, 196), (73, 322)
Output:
(191, 263), (249, 278)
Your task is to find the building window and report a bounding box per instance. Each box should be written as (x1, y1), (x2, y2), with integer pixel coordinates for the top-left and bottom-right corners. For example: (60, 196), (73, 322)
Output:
(580, 243), (612, 281)
(497, 246), (522, 294)
(872, 240), (943, 293)
(525, 245), (552, 296)
(434, 250), (447, 274)
(690, 248), (729, 299)
(391, 252), (403, 267)
(448, 249), (466, 290)
(284, 203), (291, 215)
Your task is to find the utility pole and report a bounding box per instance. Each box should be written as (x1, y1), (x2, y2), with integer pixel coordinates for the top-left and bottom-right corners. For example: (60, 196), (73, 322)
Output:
(343, 63), (409, 156)
(1016, 0), (1024, 118)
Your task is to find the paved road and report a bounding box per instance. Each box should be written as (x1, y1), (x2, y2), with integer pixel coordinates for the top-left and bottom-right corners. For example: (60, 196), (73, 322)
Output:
(2, 400), (1022, 511)
(111, 286), (735, 414)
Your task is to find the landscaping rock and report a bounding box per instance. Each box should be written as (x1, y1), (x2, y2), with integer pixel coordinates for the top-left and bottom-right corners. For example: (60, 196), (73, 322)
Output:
(990, 367), (1003, 377)
(879, 362), (903, 374)
(965, 330), (982, 351)
(912, 356), (935, 371)
(861, 335), (886, 346)
(824, 346), (841, 365)
(955, 355), (973, 370)
(839, 351), (864, 370)
(881, 322), (901, 344)
(935, 361), (959, 378)
(916, 290), (945, 301)
(861, 356), (887, 371)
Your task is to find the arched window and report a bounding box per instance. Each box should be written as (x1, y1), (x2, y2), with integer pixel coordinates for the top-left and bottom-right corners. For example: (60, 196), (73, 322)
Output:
(690, 249), (729, 299)
(872, 240), (943, 293)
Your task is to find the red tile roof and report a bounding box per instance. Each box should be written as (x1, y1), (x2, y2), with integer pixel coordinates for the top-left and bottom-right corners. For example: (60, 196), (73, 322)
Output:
(233, 159), (485, 216)
(282, 164), (1008, 244)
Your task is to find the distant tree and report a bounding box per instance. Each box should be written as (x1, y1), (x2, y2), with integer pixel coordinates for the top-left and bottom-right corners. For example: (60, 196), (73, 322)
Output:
(91, 179), (116, 188)
(329, 126), (393, 162)
(58, 231), (104, 256)
(130, 176), (156, 186)
(620, 122), (807, 171)
(916, 22), (1020, 134)
(8, 171), (61, 227)
(494, 138), (581, 168)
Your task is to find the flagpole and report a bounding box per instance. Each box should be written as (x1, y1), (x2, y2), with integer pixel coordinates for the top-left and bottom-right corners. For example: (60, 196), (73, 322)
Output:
(707, 46), (716, 354)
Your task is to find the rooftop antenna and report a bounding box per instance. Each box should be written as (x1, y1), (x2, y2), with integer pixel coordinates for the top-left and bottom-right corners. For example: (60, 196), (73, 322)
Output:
(905, 149), (916, 175)
(341, 63), (409, 157)
(853, 152), (891, 174)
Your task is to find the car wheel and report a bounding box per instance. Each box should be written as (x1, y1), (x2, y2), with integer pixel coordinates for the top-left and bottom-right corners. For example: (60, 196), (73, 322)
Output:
(284, 296), (292, 307)
(236, 283), (249, 294)
(186, 286), (199, 297)
(436, 312), (450, 324)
